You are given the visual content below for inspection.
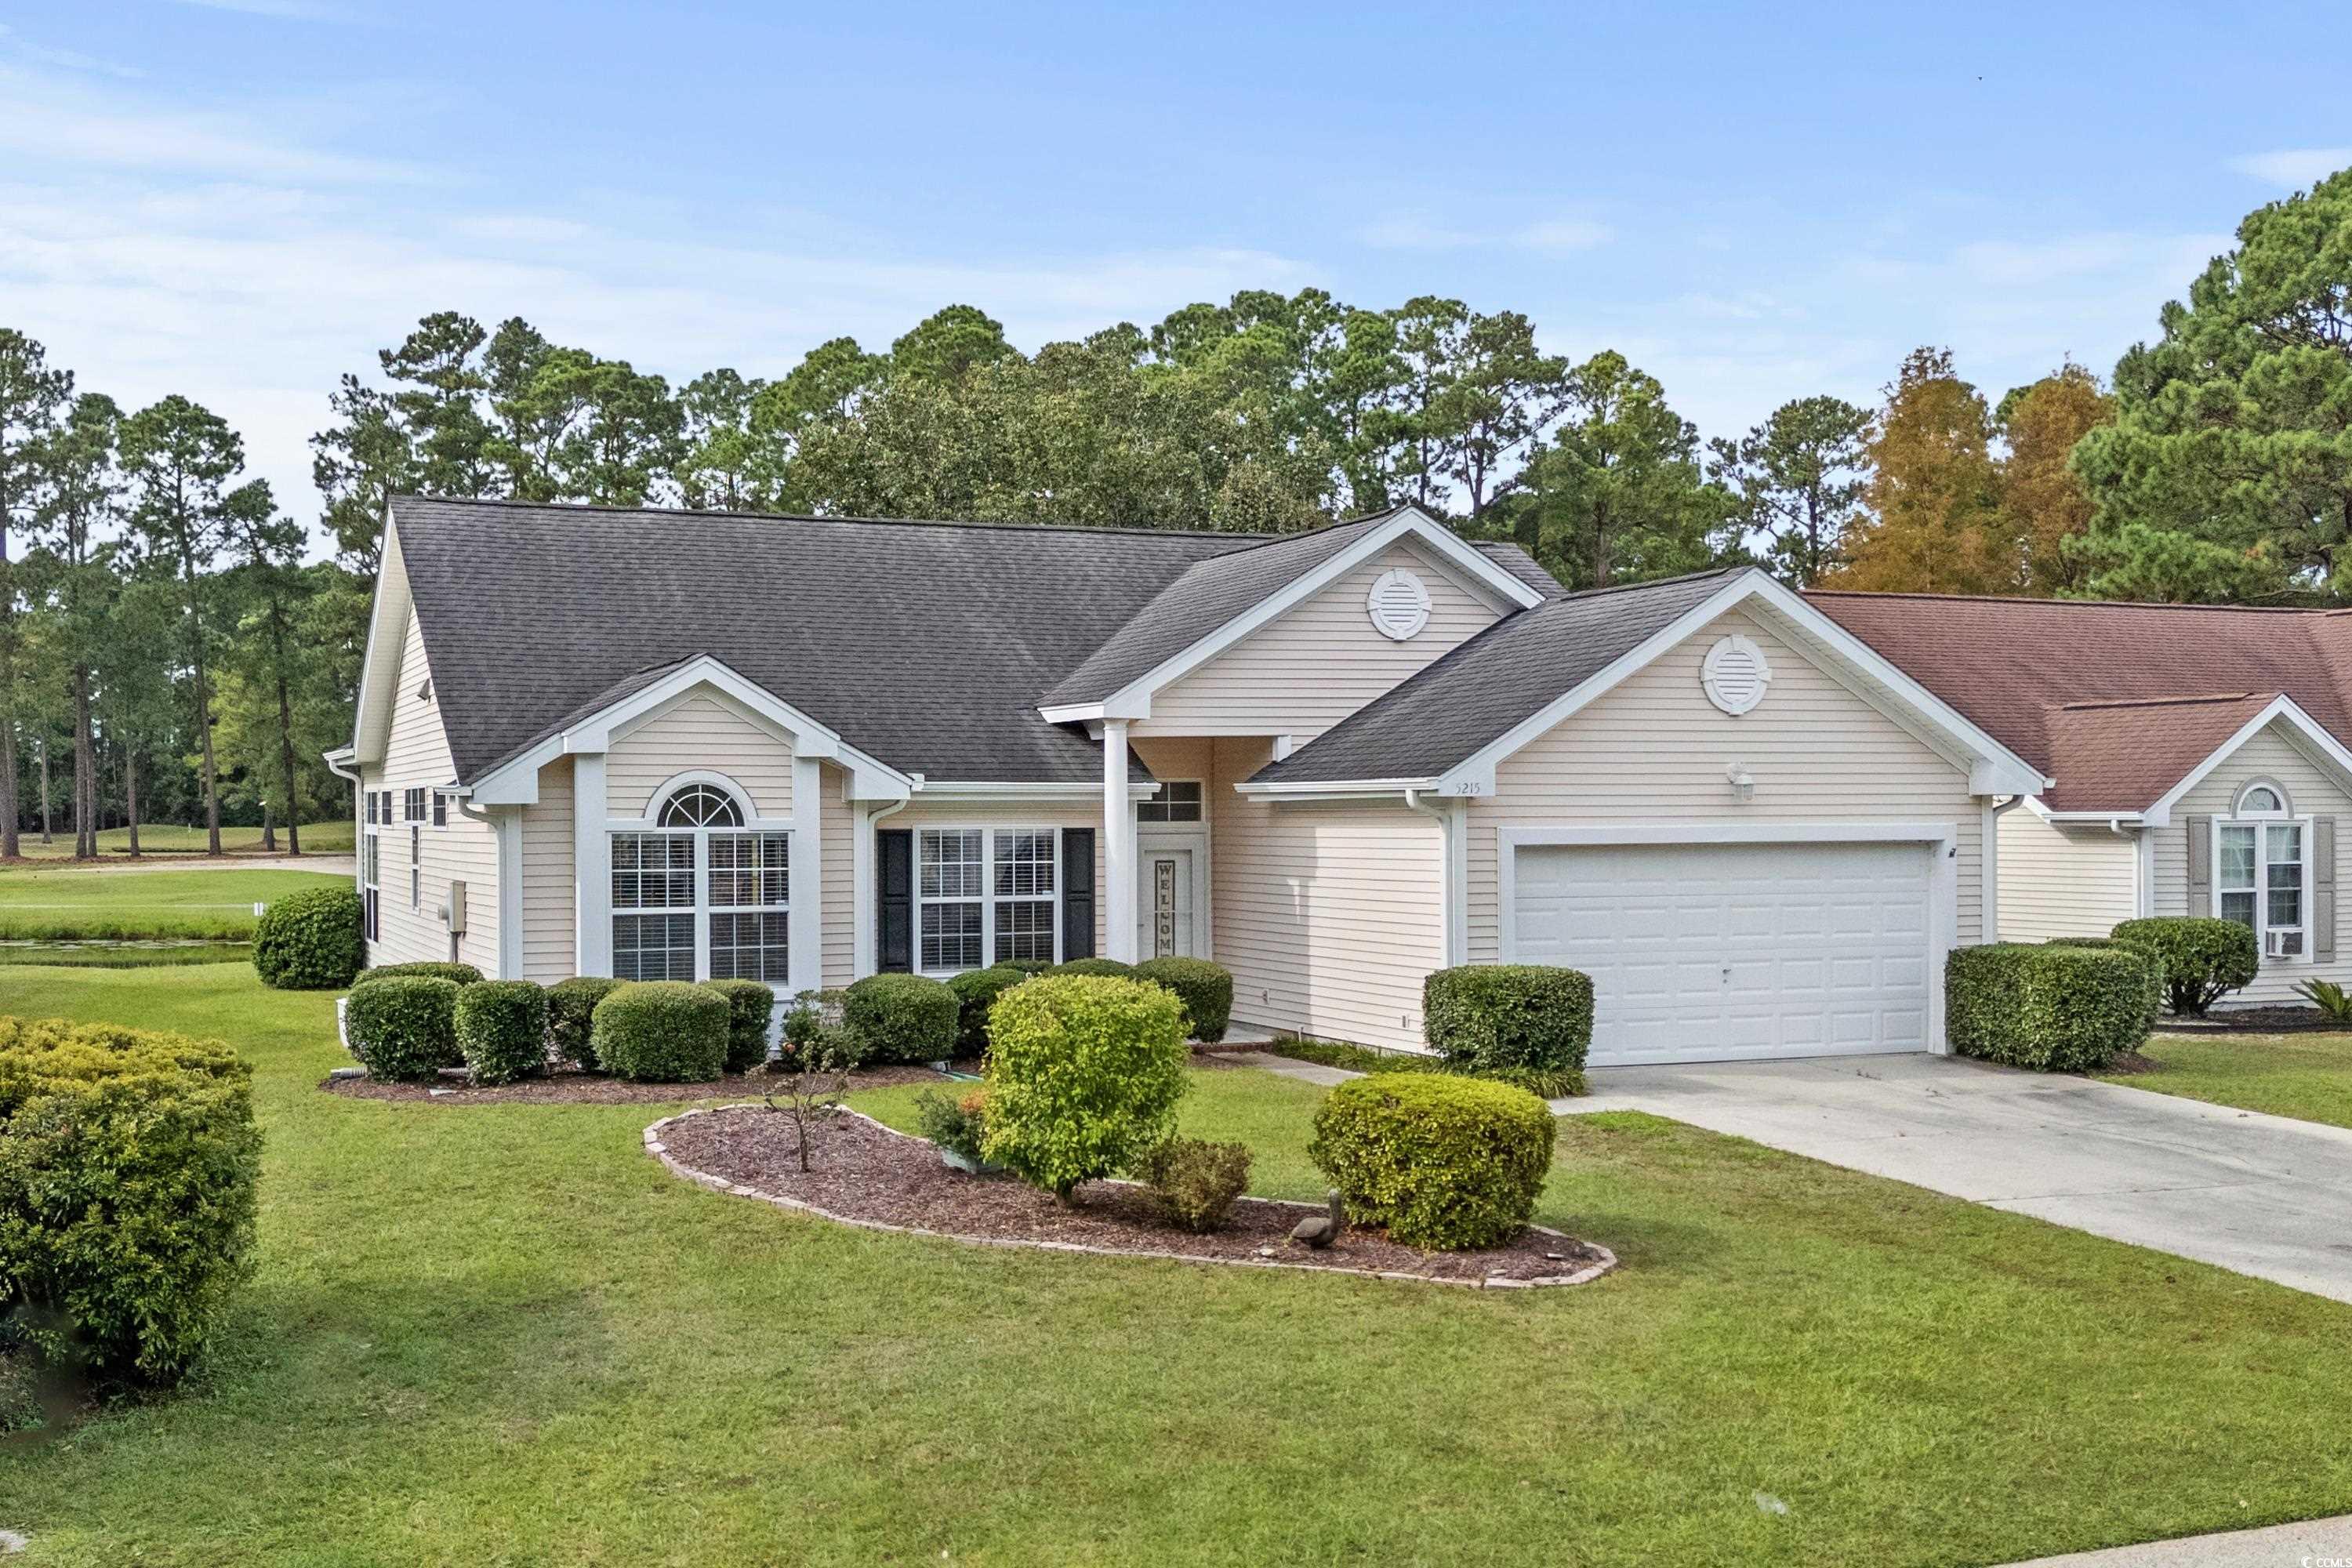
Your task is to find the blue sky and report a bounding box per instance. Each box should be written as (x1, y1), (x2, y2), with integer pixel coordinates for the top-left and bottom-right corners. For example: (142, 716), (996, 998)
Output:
(3, 0), (2346, 545)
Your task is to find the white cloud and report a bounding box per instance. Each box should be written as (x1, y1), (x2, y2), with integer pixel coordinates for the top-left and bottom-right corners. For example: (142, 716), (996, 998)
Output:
(2229, 148), (2352, 188)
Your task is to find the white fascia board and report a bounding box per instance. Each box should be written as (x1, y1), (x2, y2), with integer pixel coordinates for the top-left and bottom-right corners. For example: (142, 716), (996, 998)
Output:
(913, 779), (1162, 802)
(466, 655), (914, 808)
(347, 514), (411, 768)
(1051, 509), (1545, 726)
(1230, 777), (1436, 802)
(2140, 695), (2352, 829)
(1434, 570), (2049, 800)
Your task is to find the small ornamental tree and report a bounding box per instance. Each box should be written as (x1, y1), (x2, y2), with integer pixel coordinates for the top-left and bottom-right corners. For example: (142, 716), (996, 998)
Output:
(981, 975), (1189, 1203)
(764, 993), (866, 1172)
(2111, 917), (2259, 1017)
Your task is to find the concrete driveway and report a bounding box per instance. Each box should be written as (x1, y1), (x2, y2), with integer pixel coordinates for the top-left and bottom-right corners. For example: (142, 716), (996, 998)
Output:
(1568, 1053), (2352, 1305)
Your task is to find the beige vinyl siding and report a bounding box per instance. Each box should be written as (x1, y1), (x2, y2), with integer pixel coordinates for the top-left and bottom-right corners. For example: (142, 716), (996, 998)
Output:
(1210, 736), (1443, 1051)
(1138, 541), (1503, 742)
(892, 798), (1108, 970)
(607, 691), (794, 819)
(821, 763), (853, 989)
(2151, 721), (2352, 1005)
(1465, 608), (1984, 963)
(519, 757), (575, 982)
(364, 606), (499, 971)
(1997, 808), (2136, 942)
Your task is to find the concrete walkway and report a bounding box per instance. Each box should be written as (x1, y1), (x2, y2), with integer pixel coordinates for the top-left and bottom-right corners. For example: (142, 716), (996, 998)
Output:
(2003, 1512), (2352, 1565)
(1568, 1053), (2352, 1304)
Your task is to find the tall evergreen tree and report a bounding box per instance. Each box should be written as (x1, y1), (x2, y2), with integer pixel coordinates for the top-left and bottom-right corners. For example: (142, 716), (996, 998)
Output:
(1710, 396), (1875, 586)
(0, 329), (71, 857)
(25, 392), (121, 857)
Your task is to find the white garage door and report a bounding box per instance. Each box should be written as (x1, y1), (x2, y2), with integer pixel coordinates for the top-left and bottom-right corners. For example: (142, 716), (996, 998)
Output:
(1509, 840), (1933, 1066)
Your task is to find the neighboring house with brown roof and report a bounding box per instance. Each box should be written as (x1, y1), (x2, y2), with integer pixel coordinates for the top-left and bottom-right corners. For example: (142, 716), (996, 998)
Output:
(1810, 592), (2352, 1006)
(330, 496), (2045, 1065)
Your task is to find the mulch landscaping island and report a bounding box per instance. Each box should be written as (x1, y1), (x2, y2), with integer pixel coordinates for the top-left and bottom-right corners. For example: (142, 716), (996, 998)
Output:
(648, 1105), (1617, 1290)
(321, 1064), (948, 1105)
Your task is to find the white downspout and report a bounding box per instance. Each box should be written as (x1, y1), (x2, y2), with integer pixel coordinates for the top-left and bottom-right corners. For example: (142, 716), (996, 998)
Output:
(1405, 789), (1468, 970)
(1985, 794), (2027, 943)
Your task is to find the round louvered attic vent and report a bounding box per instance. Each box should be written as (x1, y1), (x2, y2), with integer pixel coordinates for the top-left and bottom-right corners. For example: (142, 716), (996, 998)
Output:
(1700, 634), (1771, 716)
(1367, 568), (1432, 641)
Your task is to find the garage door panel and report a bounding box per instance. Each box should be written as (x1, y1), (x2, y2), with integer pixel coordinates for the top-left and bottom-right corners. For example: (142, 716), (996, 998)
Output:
(1511, 839), (1936, 1065)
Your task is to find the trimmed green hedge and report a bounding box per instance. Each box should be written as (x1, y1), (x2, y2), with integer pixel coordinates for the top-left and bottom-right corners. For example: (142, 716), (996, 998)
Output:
(252, 884), (363, 990)
(1423, 964), (1593, 1097)
(946, 967), (1027, 1058)
(844, 972), (959, 1065)
(548, 976), (626, 1069)
(702, 979), (775, 1073)
(1946, 943), (2154, 1072)
(2045, 937), (2163, 1030)
(1308, 1073), (1555, 1250)
(1134, 957), (1233, 1044)
(1049, 958), (1137, 980)
(993, 959), (1054, 976)
(591, 982), (729, 1083)
(345, 976), (463, 1082)
(982, 975), (1189, 1200)
(0, 1014), (262, 1382)
(352, 961), (484, 988)
(454, 980), (548, 1086)
(2111, 917), (2259, 1017)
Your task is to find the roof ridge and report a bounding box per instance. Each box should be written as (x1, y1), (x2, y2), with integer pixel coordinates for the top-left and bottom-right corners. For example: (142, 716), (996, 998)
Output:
(1804, 586), (2325, 615)
(392, 492), (1274, 545)
(1541, 564), (1751, 604)
(2049, 691), (2264, 713)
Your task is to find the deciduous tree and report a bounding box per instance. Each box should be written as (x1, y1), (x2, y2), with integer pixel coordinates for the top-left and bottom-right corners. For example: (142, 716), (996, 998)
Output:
(1832, 347), (2014, 595)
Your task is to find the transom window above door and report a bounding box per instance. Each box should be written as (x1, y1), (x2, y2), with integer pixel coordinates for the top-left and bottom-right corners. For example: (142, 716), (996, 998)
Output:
(1138, 781), (1203, 823)
(2217, 779), (2306, 960)
(612, 779), (787, 982)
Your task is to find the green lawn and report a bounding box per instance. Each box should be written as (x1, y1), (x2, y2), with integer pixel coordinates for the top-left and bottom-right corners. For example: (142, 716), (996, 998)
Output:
(9, 822), (354, 859)
(0, 867), (347, 939)
(4, 967), (2352, 1565)
(2102, 1030), (2352, 1130)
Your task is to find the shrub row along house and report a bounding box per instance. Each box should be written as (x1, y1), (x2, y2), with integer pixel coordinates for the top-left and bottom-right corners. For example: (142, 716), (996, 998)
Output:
(329, 495), (2346, 1067)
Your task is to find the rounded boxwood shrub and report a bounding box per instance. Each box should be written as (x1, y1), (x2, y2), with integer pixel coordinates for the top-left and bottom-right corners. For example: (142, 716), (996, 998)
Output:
(1422, 964), (1594, 1097)
(1946, 943), (2154, 1072)
(982, 975), (1189, 1201)
(1049, 957), (1137, 980)
(993, 958), (1054, 976)
(591, 981), (729, 1083)
(2111, 917), (2259, 1017)
(0, 1014), (262, 1382)
(1136, 1135), (1251, 1232)
(252, 884), (363, 990)
(345, 975), (462, 1082)
(351, 961), (484, 988)
(1133, 956), (1233, 1044)
(945, 967), (1027, 1058)
(843, 972), (959, 1065)
(548, 976), (626, 1069)
(453, 980), (549, 1086)
(702, 978), (776, 1073)
(1308, 1074), (1554, 1250)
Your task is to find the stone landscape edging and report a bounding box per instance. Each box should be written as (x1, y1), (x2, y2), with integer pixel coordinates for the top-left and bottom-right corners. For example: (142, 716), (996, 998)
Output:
(643, 1104), (1618, 1290)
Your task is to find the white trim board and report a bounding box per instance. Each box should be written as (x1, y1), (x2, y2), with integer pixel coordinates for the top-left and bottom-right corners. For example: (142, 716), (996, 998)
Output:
(1039, 506), (1544, 724)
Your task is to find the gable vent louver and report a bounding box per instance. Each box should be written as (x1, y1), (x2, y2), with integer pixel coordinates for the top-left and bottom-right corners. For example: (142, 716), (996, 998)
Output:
(1367, 568), (1432, 641)
(1700, 634), (1771, 716)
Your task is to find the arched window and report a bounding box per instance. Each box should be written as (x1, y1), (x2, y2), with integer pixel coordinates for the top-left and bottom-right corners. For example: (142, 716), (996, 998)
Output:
(2218, 779), (2307, 960)
(612, 779), (788, 982)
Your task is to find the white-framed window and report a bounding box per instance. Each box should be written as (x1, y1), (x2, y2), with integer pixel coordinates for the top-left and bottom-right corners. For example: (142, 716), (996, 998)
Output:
(1137, 780), (1203, 824)
(2217, 779), (2308, 960)
(362, 819), (381, 942)
(610, 781), (789, 982)
(405, 786), (426, 823)
(432, 792), (448, 828)
(409, 823), (421, 909)
(918, 826), (1059, 973)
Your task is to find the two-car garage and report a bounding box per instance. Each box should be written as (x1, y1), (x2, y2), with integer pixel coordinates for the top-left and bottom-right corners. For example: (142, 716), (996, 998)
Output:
(1500, 830), (1951, 1067)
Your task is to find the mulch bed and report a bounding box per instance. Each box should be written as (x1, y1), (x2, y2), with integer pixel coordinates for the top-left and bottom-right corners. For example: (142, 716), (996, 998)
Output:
(321, 1063), (950, 1105)
(648, 1105), (1617, 1289)
(2154, 1007), (2340, 1035)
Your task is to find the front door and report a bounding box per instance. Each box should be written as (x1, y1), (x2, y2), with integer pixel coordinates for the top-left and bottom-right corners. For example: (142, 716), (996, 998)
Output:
(1138, 848), (1195, 960)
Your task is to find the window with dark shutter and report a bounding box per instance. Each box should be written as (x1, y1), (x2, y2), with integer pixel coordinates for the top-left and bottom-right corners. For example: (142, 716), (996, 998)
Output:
(1061, 827), (1095, 960)
(877, 828), (913, 973)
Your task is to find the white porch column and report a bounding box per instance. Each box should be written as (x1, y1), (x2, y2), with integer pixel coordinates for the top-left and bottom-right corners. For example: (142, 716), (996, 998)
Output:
(1103, 718), (1138, 963)
(789, 755), (822, 996)
(573, 753), (611, 976)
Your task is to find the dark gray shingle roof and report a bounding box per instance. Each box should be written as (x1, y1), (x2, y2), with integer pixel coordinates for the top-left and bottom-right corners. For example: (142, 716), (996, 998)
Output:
(1252, 568), (1749, 784)
(397, 498), (1254, 786)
